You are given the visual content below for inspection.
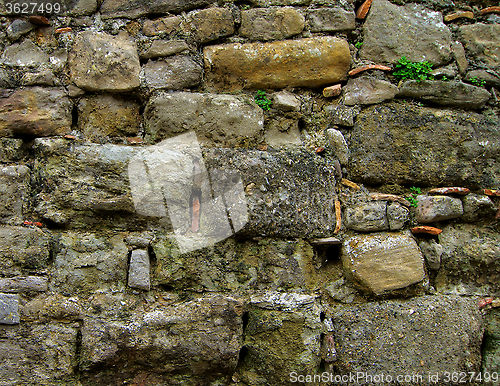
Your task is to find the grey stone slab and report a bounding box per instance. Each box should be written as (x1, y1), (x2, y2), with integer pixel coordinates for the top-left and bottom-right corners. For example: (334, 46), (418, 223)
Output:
(307, 8), (355, 32)
(343, 77), (398, 105)
(2, 40), (49, 67)
(128, 249), (150, 291)
(100, 0), (211, 18)
(345, 201), (388, 232)
(0, 165), (29, 225)
(0, 276), (48, 293)
(0, 293), (19, 324)
(459, 23), (500, 69)
(416, 195), (463, 223)
(141, 56), (202, 91)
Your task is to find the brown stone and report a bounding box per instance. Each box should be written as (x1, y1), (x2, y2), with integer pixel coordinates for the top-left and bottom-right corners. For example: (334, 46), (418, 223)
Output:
(55, 27), (72, 34)
(142, 16), (181, 37)
(411, 225), (442, 235)
(459, 24), (500, 69)
(187, 7), (234, 43)
(240, 7), (305, 41)
(28, 15), (50, 26)
(340, 178), (360, 190)
(204, 37), (350, 91)
(444, 11), (474, 22)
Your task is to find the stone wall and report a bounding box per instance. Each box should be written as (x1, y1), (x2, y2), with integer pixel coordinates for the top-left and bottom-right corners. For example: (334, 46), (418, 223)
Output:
(0, 0), (499, 384)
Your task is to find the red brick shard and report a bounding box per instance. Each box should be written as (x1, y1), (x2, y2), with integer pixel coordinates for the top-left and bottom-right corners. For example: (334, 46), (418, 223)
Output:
(356, 0), (373, 19)
(484, 189), (500, 197)
(55, 27), (72, 34)
(28, 15), (50, 26)
(481, 6), (500, 15)
(323, 84), (342, 97)
(411, 226), (442, 235)
(370, 193), (411, 207)
(428, 187), (470, 195)
(348, 64), (392, 77)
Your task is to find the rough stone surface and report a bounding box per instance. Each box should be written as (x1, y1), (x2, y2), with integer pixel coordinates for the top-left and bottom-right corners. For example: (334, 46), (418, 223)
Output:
(2, 40), (49, 67)
(459, 23), (500, 69)
(69, 31), (140, 92)
(62, 0), (98, 16)
(0, 226), (51, 275)
(0, 165), (29, 225)
(265, 117), (302, 147)
(0, 87), (71, 137)
(349, 103), (500, 188)
(416, 195), (463, 223)
(466, 69), (500, 88)
(343, 77), (398, 105)
(345, 201), (388, 232)
(436, 224), (500, 296)
(6, 20), (35, 41)
(360, 0), (452, 66)
(80, 295), (243, 385)
(331, 296), (483, 379)
(307, 8), (355, 32)
(240, 7), (305, 41)
(142, 16), (181, 37)
(144, 91), (263, 147)
(0, 293), (19, 324)
(100, 0), (211, 18)
(325, 104), (357, 126)
(0, 276), (48, 293)
(418, 238), (443, 271)
(187, 7), (234, 43)
(128, 249), (150, 291)
(141, 56), (202, 91)
(50, 232), (128, 295)
(461, 193), (497, 222)
(139, 39), (189, 59)
(0, 138), (25, 161)
(78, 94), (141, 139)
(204, 37), (350, 91)
(387, 202), (409, 230)
(399, 80), (491, 109)
(21, 70), (55, 86)
(272, 90), (301, 112)
(342, 232), (425, 294)
(21, 293), (82, 322)
(326, 128), (349, 165)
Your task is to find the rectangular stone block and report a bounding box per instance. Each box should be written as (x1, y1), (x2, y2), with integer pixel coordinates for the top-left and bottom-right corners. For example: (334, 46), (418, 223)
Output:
(0, 293), (19, 324)
(0, 276), (48, 293)
(0, 165), (30, 225)
(204, 37), (350, 91)
(128, 249), (150, 290)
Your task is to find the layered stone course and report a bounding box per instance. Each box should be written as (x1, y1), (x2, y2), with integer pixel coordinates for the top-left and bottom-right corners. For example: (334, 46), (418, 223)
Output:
(0, 0), (499, 384)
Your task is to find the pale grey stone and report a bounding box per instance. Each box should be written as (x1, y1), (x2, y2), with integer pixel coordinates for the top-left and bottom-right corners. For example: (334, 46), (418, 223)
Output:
(0, 165), (29, 225)
(62, 0), (98, 16)
(418, 239), (443, 271)
(344, 77), (398, 105)
(20, 70), (55, 86)
(265, 119), (302, 147)
(345, 201), (388, 232)
(100, 0), (211, 19)
(325, 277), (357, 303)
(326, 128), (349, 165)
(272, 90), (301, 112)
(128, 249), (150, 291)
(461, 194), (497, 222)
(240, 7), (305, 41)
(416, 195), (463, 223)
(0, 276), (48, 293)
(0, 293), (19, 324)
(307, 8), (355, 32)
(451, 41), (468, 74)
(2, 40), (49, 67)
(141, 56), (202, 91)
(6, 19), (35, 41)
(387, 202), (409, 230)
(139, 40), (189, 60)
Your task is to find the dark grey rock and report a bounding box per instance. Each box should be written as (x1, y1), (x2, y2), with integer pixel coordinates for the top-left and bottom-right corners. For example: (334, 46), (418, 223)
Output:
(436, 224), (500, 295)
(416, 195), (463, 223)
(398, 80), (491, 109)
(307, 8), (355, 32)
(141, 56), (202, 91)
(462, 194), (497, 222)
(0, 276), (48, 293)
(128, 249), (150, 291)
(418, 239), (443, 271)
(331, 296), (483, 381)
(387, 202), (409, 230)
(2, 40), (49, 67)
(6, 19), (35, 41)
(0, 68), (16, 88)
(345, 201), (388, 232)
(100, 0), (211, 18)
(0, 293), (19, 324)
(360, 0), (452, 66)
(240, 7), (305, 41)
(343, 77), (398, 105)
(0, 165), (29, 225)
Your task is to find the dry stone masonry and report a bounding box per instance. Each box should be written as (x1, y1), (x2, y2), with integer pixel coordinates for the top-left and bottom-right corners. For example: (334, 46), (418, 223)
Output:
(0, 0), (499, 384)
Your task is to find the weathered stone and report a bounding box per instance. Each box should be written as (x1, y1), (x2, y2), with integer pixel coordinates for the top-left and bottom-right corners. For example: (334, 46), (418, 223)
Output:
(416, 195), (463, 223)
(325, 277), (357, 303)
(144, 91), (263, 147)
(348, 103), (500, 188)
(0, 276), (47, 293)
(265, 117), (302, 147)
(187, 7), (234, 43)
(459, 23), (500, 69)
(0, 68), (15, 89)
(343, 77), (398, 105)
(462, 193), (497, 222)
(342, 232), (425, 294)
(139, 39), (189, 59)
(204, 37), (350, 91)
(398, 80), (491, 109)
(345, 201), (388, 232)
(0, 293), (19, 324)
(62, 0), (98, 16)
(428, 186), (470, 195)
(20, 70), (55, 86)
(152, 237), (317, 292)
(249, 0), (310, 4)
(21, 293), (82, 322)
(50, 232), (128, 295)
(78, 94), (141, 139)
(0, 138), (24, 161)
(100, 0), (211, 18)
(272, 90), (301, 112)
(325, 104), (357, 126)
(2, 40), (49, 67)
(0, 226), (51, 274)
(418, 238), (443, 271)
(80, 295), (243, 385)
(331, 296), (483, 379)
(360, 0), (452, 66)
(141, 56), (202, 91)
(307, 8), (355, 32)
(387, 202), (409, 230)
(466, 69), (500, 88)
(0, 165), (29, 225)
(240, 7), (305, 41)
(0, 87), (71, 137)
(326, 127), (349, 165)
(436, 224), (500, 295)
(6, 19), (35, 41)
(68, 31), (140, 92)
(142, 16), (181, 37)
(124, 232), (154, 248)
(452, 40), (468, 74)
(482, 338), (500, 375)
(128, 249), (150, 291)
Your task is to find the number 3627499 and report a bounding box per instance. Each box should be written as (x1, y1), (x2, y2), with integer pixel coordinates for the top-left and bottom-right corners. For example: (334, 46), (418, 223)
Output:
(5, 2), (62, 14)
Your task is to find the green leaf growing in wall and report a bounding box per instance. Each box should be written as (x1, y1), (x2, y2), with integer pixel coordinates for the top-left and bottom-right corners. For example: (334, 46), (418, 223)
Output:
(255, 90), (272, 111)
(355, 41), (363, 50)
(406, 186), (421, 208)
(468, 76), (486, 88)
(392, 56), (434, 82)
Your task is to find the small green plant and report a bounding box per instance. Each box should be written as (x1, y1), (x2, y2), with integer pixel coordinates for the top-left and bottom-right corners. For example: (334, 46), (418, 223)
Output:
(469, 76), (486, 88)
(406, 186), (422, 208)
(393, 56), (434, 82)
(255, 90), (272, 111)
(241, 4), (250, 10)
(355, 41), (363, 50)
(441, 76), (448, 81)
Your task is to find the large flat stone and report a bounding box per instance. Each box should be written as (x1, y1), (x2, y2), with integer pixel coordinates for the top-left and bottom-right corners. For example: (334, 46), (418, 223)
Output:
(0, 165), (29, 225)
(68, 31), (140, 92)
(144, 91), (263, 147)
(415, 195), (463, 223)
(100, 0), (211, 18)
(348, 103), (500, 188)
(436, 224), (500, 296)
(360, 0), (452, 66)
(204, 37), (350, 91)
(342, 232), (425, 295)
(0, 87), (71, 137)
(331, 296), (483, 381)
(459, 23), (500, 69)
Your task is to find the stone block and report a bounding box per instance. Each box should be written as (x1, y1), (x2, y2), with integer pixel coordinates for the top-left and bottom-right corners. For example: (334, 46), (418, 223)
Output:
(0, 276), (48, 293)
(0, 87), (71, 137)
(307, 8), (355, 32)
(418, 239), (442, 271)
(68, 31), (140, 92)
(0, 165), (29, 225)
(387, 202), (409, 230)
(325, 104), (357, 126)
(240, 7), (305, 41)
(459, 23), (500, 69)
(187, 7), (234, 43)
(6, 19), (35, 41)
(128, 249), (150, 291)
(462, 194), (497, 222)
(0, 293), (19, 324)
(139, 39), (189, 59)
(331, 296), (483, 380)
(62, 0), (98, 15)
(2, 40), (49, 67)
(416, 195), (463, 223)
(343, 77), (398, 105)
(360, 0), (452, 66)
(326, 128), (349, 165)
(100, 0), (211, 18)
(141, 56), (203, 91)
(345, 201), (388, 232)
(342, 232), (425, 294)
(204, 37), (350, 91)
(142, 16), (181, 36)
(272, 90), (301, 112)
(0, 138), (24, 162)
(436, 224), (500, 295)
(21, 293), (82, 322)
